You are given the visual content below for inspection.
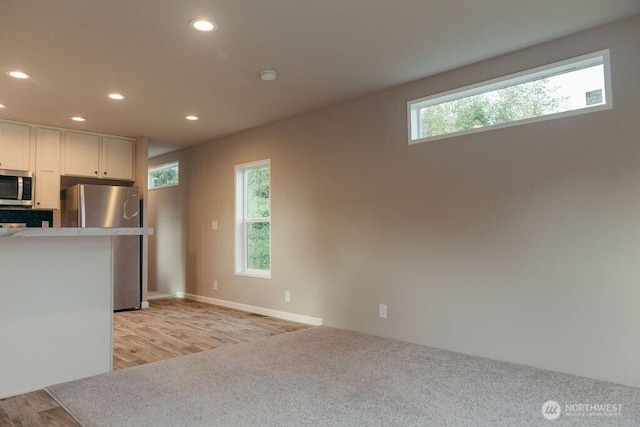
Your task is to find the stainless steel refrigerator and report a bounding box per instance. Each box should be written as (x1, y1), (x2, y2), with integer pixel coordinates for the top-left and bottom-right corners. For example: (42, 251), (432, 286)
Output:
(62, 184), (141, 311)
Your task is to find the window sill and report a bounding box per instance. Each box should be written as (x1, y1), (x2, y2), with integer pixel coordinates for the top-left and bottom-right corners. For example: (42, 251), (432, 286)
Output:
(235, 271), (272, 280)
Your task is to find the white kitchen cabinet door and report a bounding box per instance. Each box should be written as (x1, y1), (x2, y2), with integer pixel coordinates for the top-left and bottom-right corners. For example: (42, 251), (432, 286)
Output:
(101, 137), (135, 180)
(64, 132), (101, 178)
(34, 128), (61, 210)
(0, 122), (31, 171)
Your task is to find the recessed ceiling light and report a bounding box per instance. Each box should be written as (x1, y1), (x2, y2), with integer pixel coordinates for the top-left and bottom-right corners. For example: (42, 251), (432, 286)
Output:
(189, 19), (217, 32)
(108, 93), (125, 100)
(71, 116), (86, 122)
(185, 115), (199, 121)
(0, 103), (5, 108)
(7, 71), (31, 79)
(260, 70), (277, 81)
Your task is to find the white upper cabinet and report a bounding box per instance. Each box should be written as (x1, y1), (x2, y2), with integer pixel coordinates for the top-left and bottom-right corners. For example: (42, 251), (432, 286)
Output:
(34, 128), (61, 210)
(101, 137), (134, 180)
(64, 132), (135, 181)
(0, 122), (32, 171)
(64, 132), (101, 177)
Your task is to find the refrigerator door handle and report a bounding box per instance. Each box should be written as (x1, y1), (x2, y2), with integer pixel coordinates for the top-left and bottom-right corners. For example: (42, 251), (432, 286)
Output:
(122, 198), (139, 221)
(80, 185), (86, 228)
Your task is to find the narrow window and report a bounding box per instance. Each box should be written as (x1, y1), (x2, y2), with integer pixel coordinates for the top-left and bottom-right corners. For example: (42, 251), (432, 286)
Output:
(235, 160), (271, 278)
(148, 161), (179, 189)
(408, 49), (611, 144)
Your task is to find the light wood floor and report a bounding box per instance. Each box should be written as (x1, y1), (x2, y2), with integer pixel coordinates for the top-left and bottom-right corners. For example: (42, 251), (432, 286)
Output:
(0, 298), (310, 426)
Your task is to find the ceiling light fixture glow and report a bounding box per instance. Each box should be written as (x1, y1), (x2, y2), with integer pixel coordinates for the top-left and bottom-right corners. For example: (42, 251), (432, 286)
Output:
(0, 103), (5, 108)
(7, 71), (31, 79)
(71, 116), (86, 122)
(260, 70), (277, 81)
(189, 19), (216, 32)
(185, 115), (199, 121)
(108, 93), (125, 100)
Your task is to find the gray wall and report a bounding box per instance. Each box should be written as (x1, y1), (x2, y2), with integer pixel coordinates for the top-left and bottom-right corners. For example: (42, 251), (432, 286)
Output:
(148, 149), (189, 296)
(154, 16), (640, 387)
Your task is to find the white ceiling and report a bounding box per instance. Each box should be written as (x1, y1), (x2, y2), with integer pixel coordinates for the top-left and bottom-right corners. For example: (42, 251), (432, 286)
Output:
(1, 1), (639, 157)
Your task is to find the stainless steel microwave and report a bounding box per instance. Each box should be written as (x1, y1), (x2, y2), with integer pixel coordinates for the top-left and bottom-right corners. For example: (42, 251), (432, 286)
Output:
(0, 169), (34, 207)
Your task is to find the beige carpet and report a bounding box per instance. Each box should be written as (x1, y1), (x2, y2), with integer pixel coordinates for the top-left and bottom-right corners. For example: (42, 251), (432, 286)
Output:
(46, 327), (640, 426)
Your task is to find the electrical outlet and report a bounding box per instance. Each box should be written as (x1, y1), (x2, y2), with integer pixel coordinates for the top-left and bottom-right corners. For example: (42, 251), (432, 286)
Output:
(212, 220), (218, 230)
(379, 304), (387, 319)
(213, 281), (218, 291)
(285, 291), (291, 303)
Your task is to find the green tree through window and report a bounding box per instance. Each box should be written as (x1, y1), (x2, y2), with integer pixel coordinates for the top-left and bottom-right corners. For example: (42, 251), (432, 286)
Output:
(421, 79), (569, 138)
(245, 166), (270, 270)
(148, 162), (179, 189)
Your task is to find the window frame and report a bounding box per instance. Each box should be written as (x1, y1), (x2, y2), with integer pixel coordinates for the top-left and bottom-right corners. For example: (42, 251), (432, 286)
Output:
(407, 49), (612, 145)
(148, 160), (179, 190)
(234, 159), (271, 279)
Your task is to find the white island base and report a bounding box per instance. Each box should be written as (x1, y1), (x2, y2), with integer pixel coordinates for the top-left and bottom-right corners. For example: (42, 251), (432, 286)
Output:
(0, 228), (152, 399)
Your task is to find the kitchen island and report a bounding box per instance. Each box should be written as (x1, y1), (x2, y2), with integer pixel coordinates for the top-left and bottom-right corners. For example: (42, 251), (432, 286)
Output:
(0, 227), (153, 399)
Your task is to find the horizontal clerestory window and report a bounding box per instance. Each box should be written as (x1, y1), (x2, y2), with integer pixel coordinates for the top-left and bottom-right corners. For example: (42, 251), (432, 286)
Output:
(408, 49), (611, 145)
(148, 161), (179, 189)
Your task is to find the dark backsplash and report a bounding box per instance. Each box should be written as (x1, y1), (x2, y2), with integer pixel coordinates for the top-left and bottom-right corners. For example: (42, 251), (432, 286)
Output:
(0, 209), (54, 227)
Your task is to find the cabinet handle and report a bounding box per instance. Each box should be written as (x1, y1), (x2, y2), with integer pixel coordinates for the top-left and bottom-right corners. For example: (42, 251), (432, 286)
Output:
(94, 171), (98, 174)
(104, 171), (107, 175)
(37, 202), (40, 205)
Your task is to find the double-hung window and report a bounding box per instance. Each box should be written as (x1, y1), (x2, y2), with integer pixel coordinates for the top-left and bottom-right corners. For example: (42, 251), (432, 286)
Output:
(235, 159), (271, 278)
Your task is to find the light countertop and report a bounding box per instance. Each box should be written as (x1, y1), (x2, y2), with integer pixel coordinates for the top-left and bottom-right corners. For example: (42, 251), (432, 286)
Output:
(0, 227), (153, 237)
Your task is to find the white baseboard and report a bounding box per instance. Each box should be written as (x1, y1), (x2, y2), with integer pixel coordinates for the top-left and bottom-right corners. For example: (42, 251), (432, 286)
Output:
(140, 301), (150, 309)
(177, 292), (323, 326)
